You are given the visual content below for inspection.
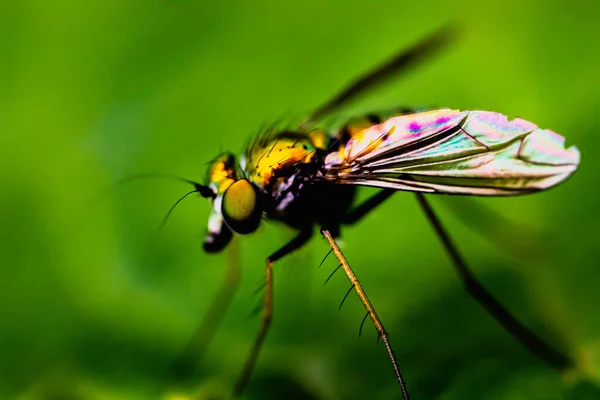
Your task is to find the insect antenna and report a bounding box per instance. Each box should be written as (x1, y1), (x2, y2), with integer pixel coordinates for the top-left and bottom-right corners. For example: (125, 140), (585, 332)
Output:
(156, 190), (200, 232)
(96, 173), (214, 201)
(101, 174), (213, 273)
(139, 189), (201, 270)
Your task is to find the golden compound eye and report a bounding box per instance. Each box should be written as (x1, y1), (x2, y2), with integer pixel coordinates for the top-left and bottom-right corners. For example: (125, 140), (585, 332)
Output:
(221, 179), (262, 234)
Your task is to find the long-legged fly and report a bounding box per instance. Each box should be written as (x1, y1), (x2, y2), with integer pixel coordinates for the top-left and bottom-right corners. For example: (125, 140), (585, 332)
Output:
(123, 27), (580, 399)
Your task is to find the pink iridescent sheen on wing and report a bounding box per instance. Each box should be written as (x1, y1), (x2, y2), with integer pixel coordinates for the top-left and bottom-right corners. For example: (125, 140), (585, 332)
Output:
(323, 109), (580, 195)
(344, 109), (468, 162)
(462, 111), (537, 147)
(520, 128), (580, 166)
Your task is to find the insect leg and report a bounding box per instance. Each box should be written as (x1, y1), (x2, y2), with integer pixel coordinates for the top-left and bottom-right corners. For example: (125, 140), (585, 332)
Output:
(414, 192), (573, 370)
(341, 189), (395, 225)
(232, 229), (313, 398)
(167, 240), (242, 382)
(302, 26), (456, 125)
(321, 228), (410, 400)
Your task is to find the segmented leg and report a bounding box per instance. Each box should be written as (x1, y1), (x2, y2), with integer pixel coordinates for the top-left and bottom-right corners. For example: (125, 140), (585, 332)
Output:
(167, 240), (242, 382)
(415, 192), (573, 370)
(321, 228), (409, 400)
(302, 26), (455, 125)
(232, 230), (313, 398)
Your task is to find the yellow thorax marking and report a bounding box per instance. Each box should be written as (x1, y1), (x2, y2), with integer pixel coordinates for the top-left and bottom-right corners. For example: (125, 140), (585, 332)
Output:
(250, 138), (316, 187)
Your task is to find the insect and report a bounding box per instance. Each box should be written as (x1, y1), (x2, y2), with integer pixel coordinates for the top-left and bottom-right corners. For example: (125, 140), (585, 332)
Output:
(145, 27), (580, 399)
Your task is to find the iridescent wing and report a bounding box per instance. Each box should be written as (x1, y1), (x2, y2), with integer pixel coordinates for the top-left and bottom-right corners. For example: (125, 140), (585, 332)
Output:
(321, 109), (580, 195)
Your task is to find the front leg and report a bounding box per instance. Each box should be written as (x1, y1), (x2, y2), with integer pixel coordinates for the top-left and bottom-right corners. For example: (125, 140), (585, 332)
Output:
(232, 229), (313, 398)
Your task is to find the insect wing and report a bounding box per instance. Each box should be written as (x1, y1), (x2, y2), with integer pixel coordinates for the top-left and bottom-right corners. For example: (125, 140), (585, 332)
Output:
(322, 109), (580, 195)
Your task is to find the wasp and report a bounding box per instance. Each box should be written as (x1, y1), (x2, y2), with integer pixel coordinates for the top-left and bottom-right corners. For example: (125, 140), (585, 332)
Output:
(147, 27), (580, 399)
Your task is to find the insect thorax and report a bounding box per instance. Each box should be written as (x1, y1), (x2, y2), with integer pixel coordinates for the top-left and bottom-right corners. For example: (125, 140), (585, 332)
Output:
(241, 129), (358, 230)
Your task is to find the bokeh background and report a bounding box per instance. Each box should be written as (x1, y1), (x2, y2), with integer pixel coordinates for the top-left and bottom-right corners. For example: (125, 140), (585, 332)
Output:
(2, 1), (599, 399)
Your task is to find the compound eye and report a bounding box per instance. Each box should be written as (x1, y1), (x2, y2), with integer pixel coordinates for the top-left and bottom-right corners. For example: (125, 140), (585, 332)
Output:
(221, 179), (262, 234)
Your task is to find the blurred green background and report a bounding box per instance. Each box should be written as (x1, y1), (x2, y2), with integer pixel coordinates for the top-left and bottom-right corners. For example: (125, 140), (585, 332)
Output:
(1, 0), (599, 399)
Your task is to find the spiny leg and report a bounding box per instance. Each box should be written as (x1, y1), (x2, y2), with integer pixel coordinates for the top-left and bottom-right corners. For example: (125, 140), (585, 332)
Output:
(321, 228), (409, 400)
(415, 192), (573, 370)
(167, 240), (242, 382)
(232, 229), (313, 399)
(318, 189), (397, 299)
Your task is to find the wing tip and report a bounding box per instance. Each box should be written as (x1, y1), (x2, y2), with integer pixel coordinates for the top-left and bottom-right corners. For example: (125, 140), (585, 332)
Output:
(520, 128), (581, 167)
